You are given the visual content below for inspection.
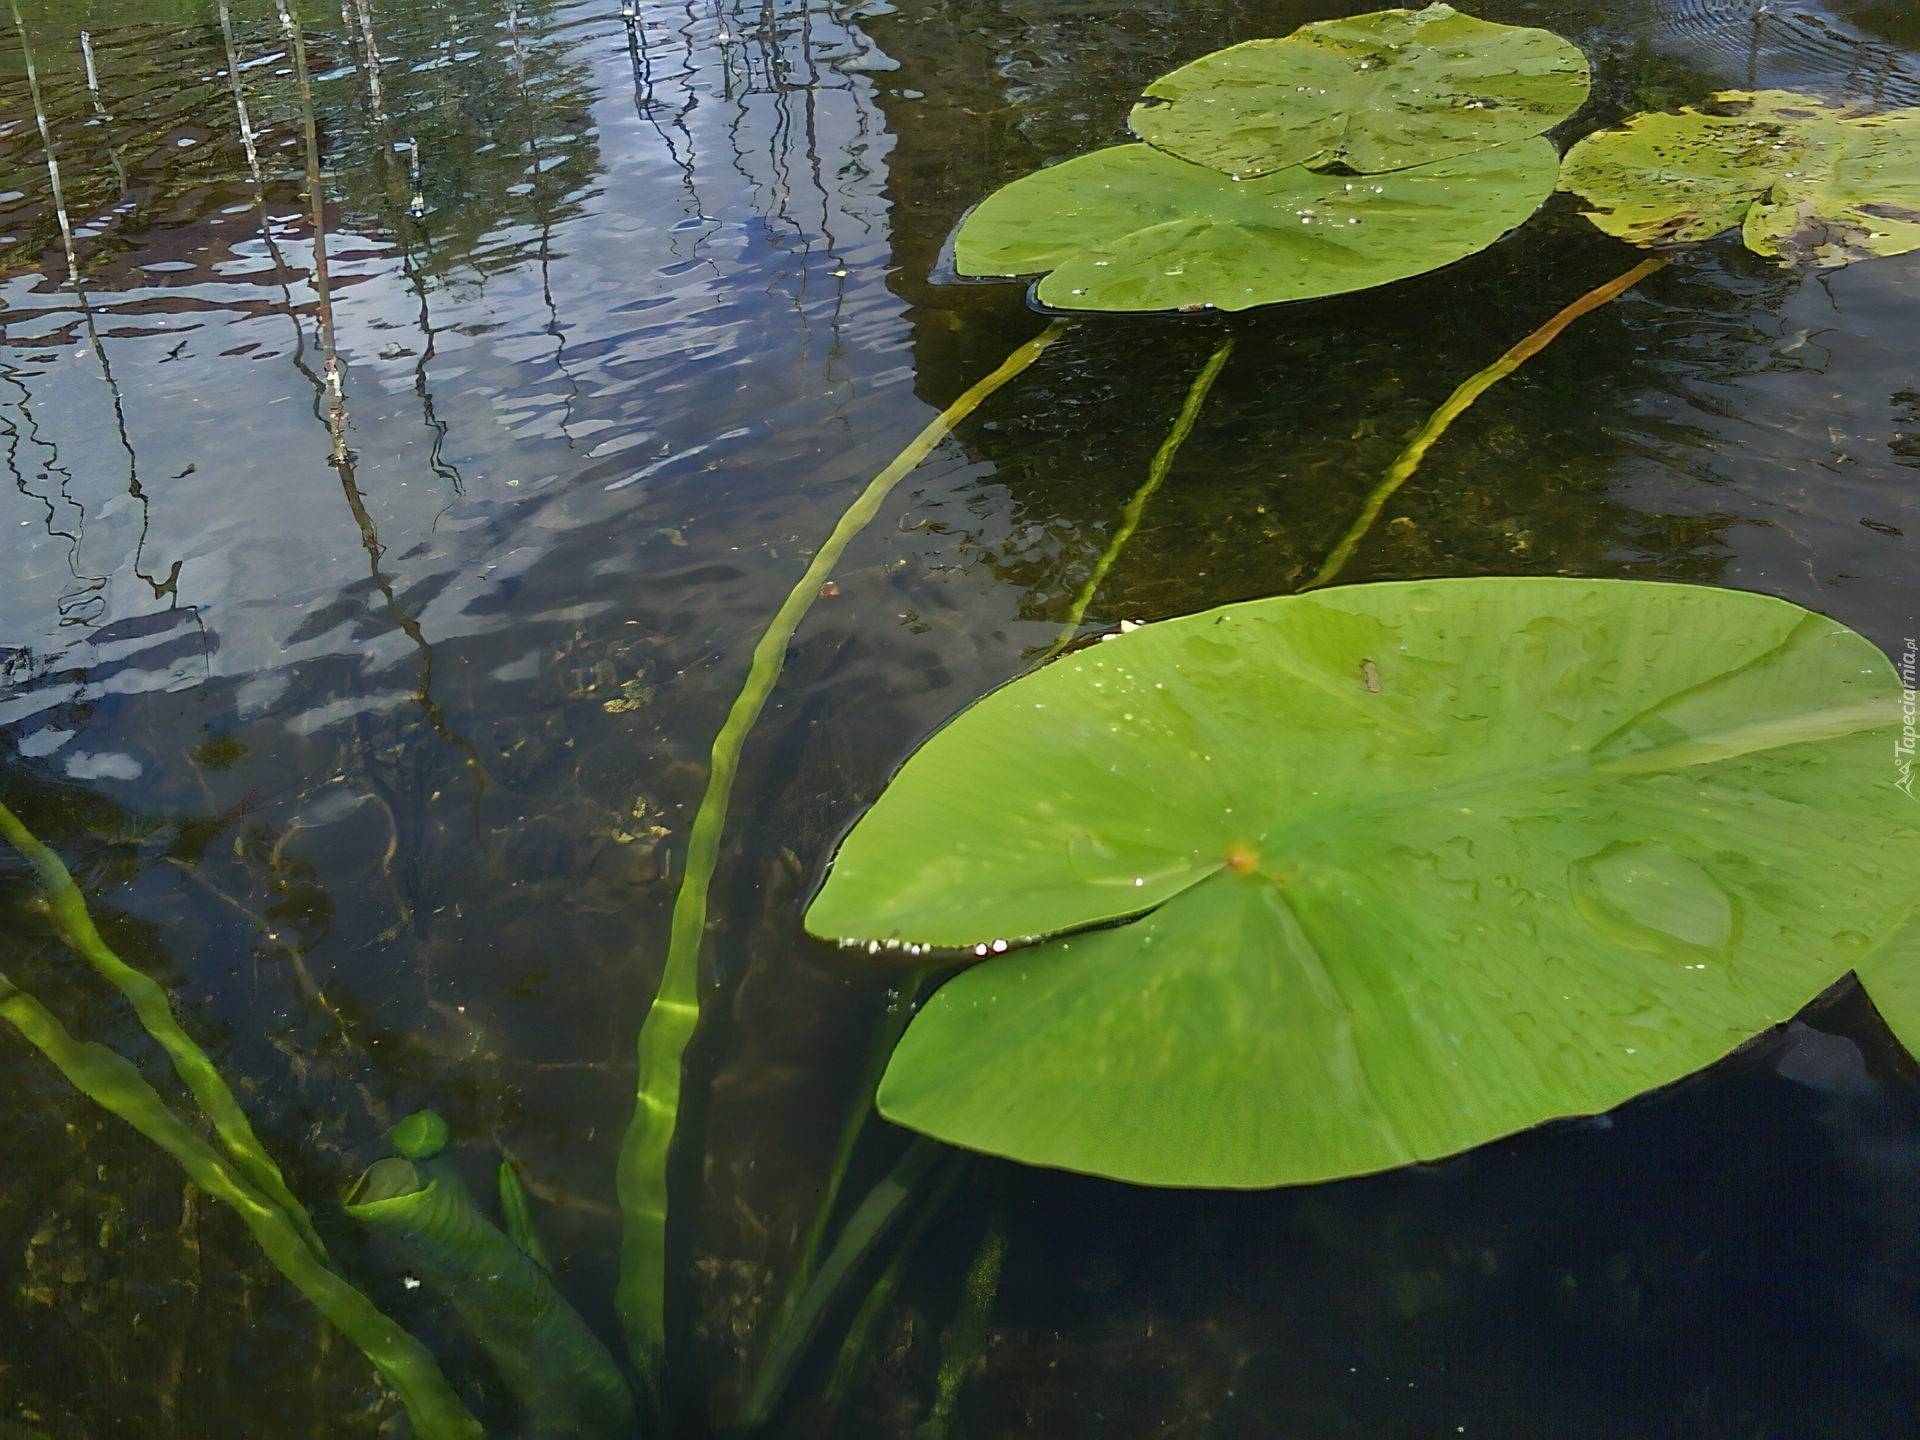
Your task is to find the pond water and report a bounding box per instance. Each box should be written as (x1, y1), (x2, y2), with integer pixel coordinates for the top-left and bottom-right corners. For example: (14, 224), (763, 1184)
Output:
(2, 0), (1919, 1432)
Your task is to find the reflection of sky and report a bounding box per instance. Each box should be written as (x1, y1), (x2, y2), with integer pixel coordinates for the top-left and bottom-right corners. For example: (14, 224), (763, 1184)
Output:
(0, 0), (907, 743)
(4, 0), (1920, 757)
(1633, 0), (1920, 102)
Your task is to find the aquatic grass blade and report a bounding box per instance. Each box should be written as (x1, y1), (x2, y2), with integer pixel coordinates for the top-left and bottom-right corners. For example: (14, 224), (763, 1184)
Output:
(0, 973), (481, 1439)
(615, 321), (1067, 1384)
(349, 1157), (636, 1438)
(499, 1159), (553, 1269)
(1304, 256), (1667, 588)
(0, 801), (329, 1262)
(740, 1137), (949, 1427)
(1043, 338), (1234, 661)
(759, 970), (929, 1361)
(920, 1222), (1006, 1439)
(820, 1156), (964, 1411)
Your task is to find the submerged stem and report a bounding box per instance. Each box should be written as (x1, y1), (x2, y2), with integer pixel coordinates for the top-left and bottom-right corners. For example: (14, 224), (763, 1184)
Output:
(821, 1155), (964, 1411)
(615, 321), (1067, 1389)
(742, 1137), (950, 1426)
(1042, 338), (1234, 662)
(922, 1221), (1007, 1438)
(762, 972), (926, 1358)
(0, 801), (329, 1263)
(0, 973), (483, 1440)
(1304, 257), (1668, 590)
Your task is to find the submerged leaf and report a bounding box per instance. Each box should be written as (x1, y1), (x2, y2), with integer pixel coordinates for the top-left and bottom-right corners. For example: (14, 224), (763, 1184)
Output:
(953, 138), (1557, 313)
(1131, 3), (1589, 178)
(348, 1152), (637, 1438)
(1560, 90), (1920, 264)
(393, 1110), (450, 1159)
(806, 579), (1919, 1188)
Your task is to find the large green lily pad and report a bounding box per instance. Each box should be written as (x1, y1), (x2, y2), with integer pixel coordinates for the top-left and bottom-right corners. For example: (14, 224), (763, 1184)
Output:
(952, 138), (1556, 313)
(1130, 4), (1589, 179)
(806, 579), (1919, 1188)
(1859, 905), (1920, 1058)
(1560, 90), (1920, 265)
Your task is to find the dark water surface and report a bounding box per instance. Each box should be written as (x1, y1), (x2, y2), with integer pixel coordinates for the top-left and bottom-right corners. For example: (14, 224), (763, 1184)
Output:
(3, 0), (1920, 1431)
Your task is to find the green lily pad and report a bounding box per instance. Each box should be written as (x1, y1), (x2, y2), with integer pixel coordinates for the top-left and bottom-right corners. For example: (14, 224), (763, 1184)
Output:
(952, 138), (1557, 313)
(1560, 89), (1920, 265)
(1129, 3), (1589, 179)
(805, 579), (1919, 1188)
(1858, 902), (1920, 1056)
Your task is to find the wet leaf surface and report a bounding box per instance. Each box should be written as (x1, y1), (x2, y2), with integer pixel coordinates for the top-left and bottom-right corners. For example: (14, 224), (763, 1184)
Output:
(1130, 2), (1589, 178)
(808, 578), (1919, 1187)
(953, 137), (1557, 312)
(1561, 89), (1920, 264)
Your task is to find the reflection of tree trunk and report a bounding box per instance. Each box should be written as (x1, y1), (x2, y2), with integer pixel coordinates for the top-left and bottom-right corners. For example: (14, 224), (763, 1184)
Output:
(333, 452), (486, 792)
(273, 0), (487, 810)
(22, 12), (182, 609)
(352, 0), (388, 126)
(507, 0), (580, 434)
(220, 0), (322, 390)
(78, 30), (129, 196)
(338, 0), (411, 216)
(0, 361), (109, 627)
(218, 2), (264, 183)
(624, 2), (653, 111)
(334, 0), (452, 498)
(13, 0), (79, 284)
(275, 0), (348, 464)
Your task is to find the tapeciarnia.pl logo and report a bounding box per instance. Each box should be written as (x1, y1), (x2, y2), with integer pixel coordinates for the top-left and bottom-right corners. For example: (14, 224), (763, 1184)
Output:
(1899, 637), (1917, 799)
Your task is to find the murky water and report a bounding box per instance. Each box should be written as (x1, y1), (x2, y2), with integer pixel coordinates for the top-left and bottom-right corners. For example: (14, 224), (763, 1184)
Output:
(2, 0), (1919, 1431)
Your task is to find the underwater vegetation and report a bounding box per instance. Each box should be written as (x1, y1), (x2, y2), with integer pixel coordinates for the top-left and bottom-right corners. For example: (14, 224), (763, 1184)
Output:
(4, 1), (1920, 1435)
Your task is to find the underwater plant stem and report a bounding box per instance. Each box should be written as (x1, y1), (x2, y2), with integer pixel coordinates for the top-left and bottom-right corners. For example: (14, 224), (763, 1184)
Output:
(0, 974), (483, 1440)
(741, 1137), (951, 1426)
(1304, 256), (1669, 590)
(822, 1155), (966, 1411)
(0, 801), (329, 1263)
(616, 320), (1068, 1387)
(923, 1222), (1007, 1438)
(765, 971), (928, 1351)
(1043, 337), (1234, 661)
